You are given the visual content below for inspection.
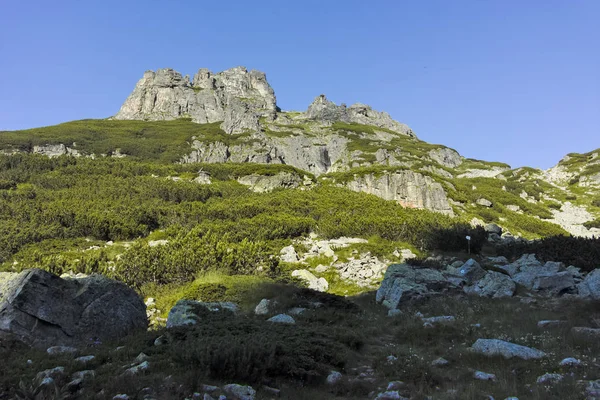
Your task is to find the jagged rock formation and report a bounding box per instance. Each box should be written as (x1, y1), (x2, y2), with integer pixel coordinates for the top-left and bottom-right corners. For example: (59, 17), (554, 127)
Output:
(114, 67), (277, 133)
(344, 171), (454, 215)
(0, 269), (147, 349)
(305, 95), (415, 137)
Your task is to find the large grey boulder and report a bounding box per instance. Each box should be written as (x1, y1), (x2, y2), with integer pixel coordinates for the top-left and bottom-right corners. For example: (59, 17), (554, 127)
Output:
(291, 270), (328, 292)
(166, 300), (238, 329)
(376, 264), (456, 309)
(0, 269), (147, 349)
(532, 271), (575, 295)
(428, 148), (462, 168)
(114, 67), (277, 134)
(345, 171), (454, 216)
(457, 259), (487, 285)
(578, 269), (600, 300)
(464, 271), (516, 298)
(471, 339), (546, 360)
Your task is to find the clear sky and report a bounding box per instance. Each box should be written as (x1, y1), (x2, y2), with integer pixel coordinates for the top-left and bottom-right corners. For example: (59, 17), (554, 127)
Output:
(0, 1), (598, 169)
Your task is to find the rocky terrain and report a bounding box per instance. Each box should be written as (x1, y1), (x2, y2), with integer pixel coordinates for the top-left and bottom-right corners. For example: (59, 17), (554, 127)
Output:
(0, 66), (599, 399)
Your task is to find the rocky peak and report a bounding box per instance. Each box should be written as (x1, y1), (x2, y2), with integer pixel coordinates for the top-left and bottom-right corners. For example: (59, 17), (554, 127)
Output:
(114, 66), (277, 134)
(304, 95), (415, 137)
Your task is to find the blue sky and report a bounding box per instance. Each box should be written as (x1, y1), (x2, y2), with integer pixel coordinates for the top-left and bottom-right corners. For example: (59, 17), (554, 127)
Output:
(0, 0), (598, 169)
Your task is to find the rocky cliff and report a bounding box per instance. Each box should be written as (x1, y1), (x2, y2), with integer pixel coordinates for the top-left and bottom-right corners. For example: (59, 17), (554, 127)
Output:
(114, 67), (277, 133)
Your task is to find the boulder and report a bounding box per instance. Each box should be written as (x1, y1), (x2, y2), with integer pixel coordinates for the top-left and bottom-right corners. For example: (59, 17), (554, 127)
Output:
(254, 299), (274, 316)
(457, 259), (487, 284)
(291, 269), (328, 292)
(532, 271), (575, 295)
(464, 271), (516, 298)
(485, 223), (502, 235)
(470, 339), (546, 360)
(376, 264), (456, 309)
(166, 300), (238, 329)
(0, 269), (147, 349)
(267, 314), (295, 324)
(222, 384), (256, 400)
(578, 269), (600, 300)
(279, 245), (299, 263)
(476, 198), (493, 207)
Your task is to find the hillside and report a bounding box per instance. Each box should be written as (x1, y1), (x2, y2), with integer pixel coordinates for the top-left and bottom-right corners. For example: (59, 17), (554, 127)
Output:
(1, 66), (599, 400)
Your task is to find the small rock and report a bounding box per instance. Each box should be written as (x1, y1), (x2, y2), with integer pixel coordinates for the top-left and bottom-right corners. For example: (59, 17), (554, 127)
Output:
(223, 383), (256, 400)
(154, 335), (168, 346)
(431, 357), (449, 367)
(477, 198), (493, 207)
(36, 366), (65, 381)
(267, 314), (295, 324)
(537, 320), (567, 329)
(536, 373), (564, 384)
(66, 378), (83, 393)
(422, 316), (456, 326)
(125, 361), (149, 375)
(113, 395), (129, 400)
(72, 370), (95, 381)
(375, 391), (408, 400)
(254, 299), (272, 315)
(386, 381), (405, 391)
(203, 394), (215, 400)
(134, 352), (149, 364)
(471, 339), (546, 360)
(560, 357), (582, 367)
(326, 370), (343, 385)
(474, 371), (497, 381)
(386, 355), (398, 364)
(39, 377), (54, 387)
(201, 384), (219, 393)
(47, 346), (78, 356)
(74, 355), (95, 363)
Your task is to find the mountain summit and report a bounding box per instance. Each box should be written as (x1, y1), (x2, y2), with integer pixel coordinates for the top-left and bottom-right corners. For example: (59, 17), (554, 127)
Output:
(114, 67), (414, 137)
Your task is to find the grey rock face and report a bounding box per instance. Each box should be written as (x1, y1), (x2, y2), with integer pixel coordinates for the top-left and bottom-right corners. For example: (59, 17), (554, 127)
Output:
(345, 171), (454, 215)
(464, 271), (516, 298)
(376, 264), (457, 309)
(223, 384), (256, 400)
(166, 300), (238, 328)
(578, 269), (600, 300)
(532, 271), (575, 295)
(237, 172), (303, 193)
(471, 339), (546, 360)
(0, 269), (147, 349)
(428, 148), (462, 168)
(306, 95), (414, 136)
(114, 67), (277, 134)
(457, 259), (487, 284)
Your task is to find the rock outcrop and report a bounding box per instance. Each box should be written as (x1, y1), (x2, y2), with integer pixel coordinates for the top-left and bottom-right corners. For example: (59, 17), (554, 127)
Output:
(114, 67), (277, 134)
(345, 171), (454, 215)
(0, 269), (147, 349)
(305, 95), (414, 136)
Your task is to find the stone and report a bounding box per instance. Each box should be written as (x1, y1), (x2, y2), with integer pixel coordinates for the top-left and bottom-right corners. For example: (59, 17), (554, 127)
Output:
(471, 339), (546, 360)
(279, 245), (299, 263)
(287, 307), (306, 316)
(428, 147), (462, 168)
(578, 269), (600, 300)
(166, 300), (238, 328)
(458, 259), (487, 284)
(474, 371), (497, 381)
(254, 299), (273, 316)
(431, 357), (449, 367)
(0, 269), (147, 349)
(464, 271), (516, 298)
(133, 352), (149, 364)
(262, 386), (280, 397)
(36, 366), (66, 381)
(422, 316), (456, 326)
(560, 357), (582, 367)
(335, 253), (388, 287)
(267, 314), (295, 324)
(376, 264), (456, 309)
(476, 198), (493, 207)
(113, 395), (129, 400)
(222, 384), (256, 400)
(47, 346), (78, 356)
(583, 379), (600, 399)
(374, 391), (408, 400)
(291, 269), (328, 292)
(387, 309), (403, 317)
(74, 355), (95, 363)
(326, 370), (343, 385)
(532, 271), (575, 295)
(536, 373), (564, 384)
(537, 320), (568, 329)
(125, 361), (149, 375)
(72, 370), (95, 381)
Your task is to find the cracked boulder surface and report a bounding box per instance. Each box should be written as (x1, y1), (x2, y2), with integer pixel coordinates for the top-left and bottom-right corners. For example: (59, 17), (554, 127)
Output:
(0, 269), (147, 349)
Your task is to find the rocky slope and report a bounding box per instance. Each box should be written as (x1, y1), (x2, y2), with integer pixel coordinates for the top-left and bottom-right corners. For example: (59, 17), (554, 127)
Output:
(1, 66), (599, 237)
